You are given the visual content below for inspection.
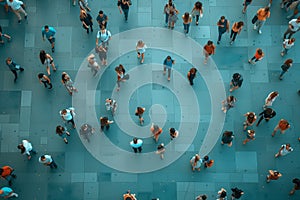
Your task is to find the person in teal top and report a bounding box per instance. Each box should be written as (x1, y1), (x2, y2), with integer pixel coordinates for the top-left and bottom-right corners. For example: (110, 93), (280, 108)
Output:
(0, 187), (18, 198)
(163, 55), (175, 81)
(42, 25), (56, 52)
(130, 138), (143, 153)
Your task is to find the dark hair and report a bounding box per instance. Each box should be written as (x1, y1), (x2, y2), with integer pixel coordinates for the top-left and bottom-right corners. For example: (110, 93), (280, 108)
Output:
(247, 112), (255, 123)
(190, 68), (197, 74)
(207, 40), (213, 45)
(170, 128), (175, 133)
(6, 57), (12, 64)
(38, 73), (44, 79)
(133, 138), (138, 144)
(203, 155), (209, 161)
(183, 12), (190, 22)
(237, 21), (244, 28)
(167, 56), (171, 60)
(39, 50), (46, 64)
(224, 131), (233, 137)
(137, 107), (144, 115)
(41, 155), (46, 159)
(257, 48), (263, 55)
(99, 10), (103, 14)
(44, 25), (49, 29)
(17, 144), (25, 154)
(56, 125), (65, 134)
(233, 73), (241, 80)
(195, 1), (202, 9)
(221, 16), (225, 20)
(264, 7), (270, 12)
(285, 59), (293, 65)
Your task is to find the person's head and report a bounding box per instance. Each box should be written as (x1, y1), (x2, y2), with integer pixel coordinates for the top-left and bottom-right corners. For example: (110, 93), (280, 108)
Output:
(285, 59), (293, 66)
(257, 48), (263, 55)
(56, 125), (64, 133)
(39, 50), (46, 62)
(224, 131), (233, 136)
(137, 107), (145, 114)
(233, 73), (241, 80)
(248, 112), (255, 119)
(61, 109), (67, 115)
(62, 72), (70, 81)
(101, 25), (106, 32)
(9, 0), (13, 2)
(220, 16), (225, 22)
(184, 12), (190, 20)
(286, 143), (291, 148)
(80, 9), (87, 18)
(133, 137), (138, 144)
(99, 10), (104, 16)
(17, 144), (25, 154)
(264, 7), (270, 12)
(137, 40), (144, 47)
(166, 56), (172, 61)
(274, 171), (280, 176)
(207, 40), (213, 46)
(190, 67), (197, 74)
(38, 73), (44, 79)
(40, 155), (46, 161)
(40, 50), (46, 56)
(44, 25), (49, 32)
(169, 128), (175, 134)
(237, 21), (244, 28)
(203, 155), (209, 161)
(168, 0), (173, 6)
(195, 1), (202, 9)
(6, 57), (12, 64)
(195, 154), (200, 161)
(229, 96), (236, 102)
(265, 107), (273, 115)
(289, 38), (296, 43)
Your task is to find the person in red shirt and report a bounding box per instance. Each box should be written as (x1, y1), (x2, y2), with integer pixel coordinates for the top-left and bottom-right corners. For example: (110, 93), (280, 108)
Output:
(0, 166), (16, 186)
(203, 40), (215, 64)
(248, 48), (264, 64)
(272, 119), (290, 137)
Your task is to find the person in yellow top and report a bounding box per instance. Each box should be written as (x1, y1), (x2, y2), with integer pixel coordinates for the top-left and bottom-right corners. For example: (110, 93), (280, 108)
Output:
(254, 6), (270, 34)
(182, 12), (192, 34)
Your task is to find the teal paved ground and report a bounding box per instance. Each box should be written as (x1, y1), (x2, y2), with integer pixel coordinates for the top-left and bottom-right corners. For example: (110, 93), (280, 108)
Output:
(0, 0), (300, 199)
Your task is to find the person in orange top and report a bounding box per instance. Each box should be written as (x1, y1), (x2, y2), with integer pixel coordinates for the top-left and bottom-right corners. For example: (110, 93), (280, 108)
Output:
(203, 40), (215, 64)
(272, 119), (290, 137)
(123, 190), (137, 200)
(0, 166), (16, 186)
(230, 21), (244, 45)
(266, 170), (282, 183)
(254, 6), (270, 34)
(248, 48), (264, 64)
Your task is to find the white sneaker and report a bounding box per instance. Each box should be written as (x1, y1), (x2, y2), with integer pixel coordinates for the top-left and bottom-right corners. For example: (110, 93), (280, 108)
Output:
(258, 30), (262, 34)
(12, 193), (18, 197)
(253, 24), (257, 30)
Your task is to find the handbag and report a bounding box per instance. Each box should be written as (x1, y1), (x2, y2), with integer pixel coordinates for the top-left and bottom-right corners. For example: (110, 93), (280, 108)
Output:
(252, 15), (258, 24)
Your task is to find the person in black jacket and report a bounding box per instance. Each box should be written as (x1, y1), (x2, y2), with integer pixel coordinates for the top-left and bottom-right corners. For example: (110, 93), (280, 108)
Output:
(118, 0), (131, 21)
(79, 9), (93, 34)
(231, 187), (244, 199)
(229, 73), (243, 92)
(256, 108), (276, 126)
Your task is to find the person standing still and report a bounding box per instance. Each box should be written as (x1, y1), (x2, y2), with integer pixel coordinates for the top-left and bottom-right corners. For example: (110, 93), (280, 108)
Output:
(42, 25), (56, 52)
(117, 0), (131, 22)
(217, 16), (229, 44)
(163, 56), (175, 81)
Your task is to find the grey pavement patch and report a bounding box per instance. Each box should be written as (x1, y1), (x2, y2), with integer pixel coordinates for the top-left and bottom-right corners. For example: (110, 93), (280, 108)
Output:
(0, 114), (10, 123)
(84, 182), (99, 199)
(24, 33), (35, 48)
(111, 173), (138, 182)
(40, 136), (48, 145)
(21, 91), (32, 107)
(19, 107), (31, 131)
(236, 151), (258, 171)
(55, 27), (72, 53)
(71, 173), (84, 183)
(243, 173), (259, 183)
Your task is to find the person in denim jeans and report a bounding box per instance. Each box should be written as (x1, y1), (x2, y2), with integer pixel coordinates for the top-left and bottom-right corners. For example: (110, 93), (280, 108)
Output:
(254, 7), (270, 34)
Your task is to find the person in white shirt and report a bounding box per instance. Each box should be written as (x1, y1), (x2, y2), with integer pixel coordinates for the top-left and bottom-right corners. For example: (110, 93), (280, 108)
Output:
(281, 38), (295, 56)
(96, 26), (111, 48)
(284, 17), (300, 39)
(17, 139), (37, 160)
(39, 155), (57, 169)
(6, 0), (27, 24)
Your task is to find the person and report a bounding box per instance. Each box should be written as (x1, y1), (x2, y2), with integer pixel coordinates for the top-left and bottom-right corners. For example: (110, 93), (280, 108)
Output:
(130, 137), (143, 153)
(78, 0), (90, 12)
(151, 123), (163, 142)
(217, 188), (227, 200)
(290, 178), (300, 195)
(264, 91), (279, 108)
(80, 123), (95, 142)
(230, 21), (244, 45)
(229, 73), (243, 92)
(42, 25), (56, 52)
(55, 125), (70, 144)
(286, 1), (300, 19)
(221, 131), (234, 147)
(115, 64), (129, 91)
(243, 112), (257, 130)
(7, 0), (27, 24)
(135, 107), (145, 125)
(156, 143), (165, 159)
(95, 43), (108, 66)
(190, 154), (202, 171)
(248, 48), (264, 64)
(0, 187), (18, 198)
(195, 194), (207, 200)
(256, 108), (276, 126)
(96, 26), (111, 48)
(169, 127), (179, 140)
(100, 116), (113, 131)
(283, 16), (300, 39)
(87, 53), (100, 76)
(243, 129), (255, 144)
(117, 0), (131, 21)
(79, 9), (93, 34)
(163, 56), (175, 81)
(221, 96), (236, 113)
(123, 190), (137, 200)
(191, 1), (203, 25)
(59, 107), (76, 128)
(242, 0), (252, 13)
(203, 40), (215, 64)
(266, 170), (282, 182)
(39, 154), (58, 169)
(39, 50), (56, 76)
(182, 12), (192, 34)
(231, 187), (244, 199)
(217, 16), (229, 44)
(203, 156), (214, 168)
(163, 0), (177, 26)
(17, 139), (37, 160)
(6, 57), (24, 82)
(168, 10), (178, 29)
(0, 166), (16, 186)
(272, 119), (290, 137)
(37, 73), (52, 89)
(61, 72), (78, 95)
(281, 38), (295, 56)
(187, 67), (197, 85)
(279, 59), (293, 80)
(105, 98), (117, 116)
(254, 6), (271, 34)
(96, 10), (108, 29)
(136, 40), (147, 64)
(0, 26), (11, 44)
(275, 143), (293, 157)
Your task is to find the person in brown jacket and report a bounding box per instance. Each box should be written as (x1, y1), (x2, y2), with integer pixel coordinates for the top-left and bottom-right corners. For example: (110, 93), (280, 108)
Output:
(266, 170), (282, 183)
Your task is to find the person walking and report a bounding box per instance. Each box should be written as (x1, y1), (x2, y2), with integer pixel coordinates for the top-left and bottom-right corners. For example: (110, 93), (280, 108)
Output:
(231, 187), (244, 199)
(78, 0), (91, 12)
(281, 38), (295, 56)
(203, 40), (215, 64)
(136, 40), (147, 64)
(0, 187), (18, 198)
(79, 123), (95, 142)
(230, 21), (244, 45)
(163, 0), (177, 27)
(156, 143), (165, 159)
(0, 26), (11, 44)
(39, 154), (58, 169)
(135, 107), (145, 125)
(0, 166), (16, 186)
(191, 1), (203, 25)
(203, 155), (214, 168)
(221, 96), (237, 113)
(96, 10), (108, 29)
(100, 116), (113, 131)
(272, 119), (290, 137)
(87, 54), (100, 76)
(39, 50), (56, 76)
(117, 0), (131, 21)
(279, 59), (293, 80)
(217, 188), (227, 200)
(168, 10), (178, 29)
(182, 12), (192, 34)
(275, 143), (293, 158)
(283, 16), (300, 39)
(190, 154), (202, 171)
(290, 178), (300, 195)
(123, 190), (137, 200)
(61, 72), (78, 95)
(243, 129), (255, 144)
(59, 107), (76, 128)
(6, 0), (27, 24)
(264, 91), (279, 108)
(42, 25), (56, 52)
(217, 16), (229, 44)
(55, 125), (70, 144)
(151, 123), (163, 142)
(17, 139), (37, 160)
(221, 131), (234, 147)
(163, 56), (175, 81)
(187, 67), (197, 85)
(37, 73), (52, 89)
(105, 98), (117, 116)
(115, 64), (129, 91)
(229, 73), (243, 92)
(5, 57), (24, 82)
(79, 9), (93, 34)
(169, 127), (179, 140)
(243, 112), (257, 130)
(242, 0), (253, 13)
(256, 108), (276, 126)
(248, 48), (264, 64)
(96, 26), (111, 48)
(195, 194), (207, 200)
(254, 6), (271, 34)
(130, 137), (143, 153)
(266, 170), (282, 183)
